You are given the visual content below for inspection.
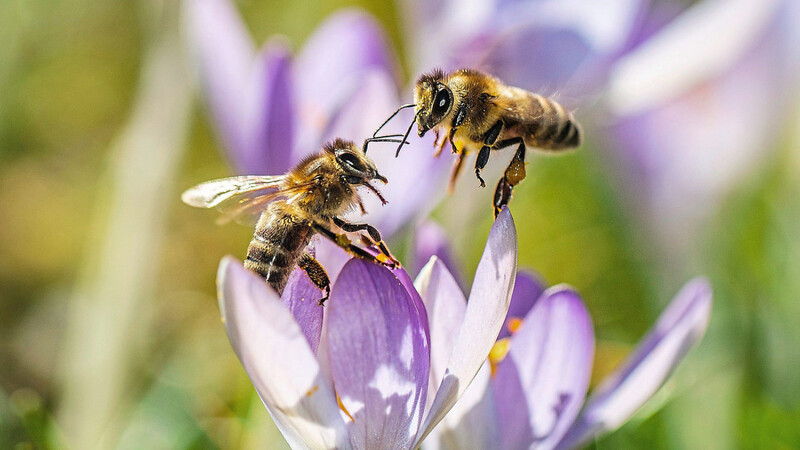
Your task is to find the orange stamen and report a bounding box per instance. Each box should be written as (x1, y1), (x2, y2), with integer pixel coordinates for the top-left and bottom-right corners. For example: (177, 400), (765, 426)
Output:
(507, 317), (523, 334)
(336, 393), (355, 423)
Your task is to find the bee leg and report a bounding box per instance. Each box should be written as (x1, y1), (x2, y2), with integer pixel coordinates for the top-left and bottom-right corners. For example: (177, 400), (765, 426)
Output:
(433, 129), (446, 157)
(312, 222), (399, 269)
(448, 127), (459, 154)
(474, 147), (489, 188)
(475, 121), (504, 188)
(492, 137), (526, 217)
(356, 195), (368, 215)
(297, 253), (331, 305)
(448, 151), (467, 194)
(332, 217), (399, 266)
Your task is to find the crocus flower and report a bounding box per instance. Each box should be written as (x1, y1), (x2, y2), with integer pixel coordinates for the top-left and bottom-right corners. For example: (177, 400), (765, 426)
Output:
(217, 208), (518, 448)
(603, 0), (800, 253)
(420, 267), (712, 450)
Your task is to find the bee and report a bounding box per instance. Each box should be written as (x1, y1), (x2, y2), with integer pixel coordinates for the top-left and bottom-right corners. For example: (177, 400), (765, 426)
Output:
(377, 68), (582, 216)
(182, 136), (404, 305)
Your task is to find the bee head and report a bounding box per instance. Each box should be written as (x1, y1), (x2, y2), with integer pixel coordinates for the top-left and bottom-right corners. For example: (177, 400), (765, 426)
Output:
(414, 69), (452, 137)
(326, 139), (387, 186)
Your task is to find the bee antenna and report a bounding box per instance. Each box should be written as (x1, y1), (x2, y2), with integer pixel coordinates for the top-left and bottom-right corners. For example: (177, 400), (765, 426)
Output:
(371, 104), (416, 139)
(363, 136), (412, 153)
(363, 135), (411, 153)
(395, 112), (418, 158)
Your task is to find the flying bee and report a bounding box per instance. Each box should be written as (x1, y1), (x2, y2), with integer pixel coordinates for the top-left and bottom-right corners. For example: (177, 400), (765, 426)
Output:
(377, 68), (582, 216)
(182, 136), (405, 305)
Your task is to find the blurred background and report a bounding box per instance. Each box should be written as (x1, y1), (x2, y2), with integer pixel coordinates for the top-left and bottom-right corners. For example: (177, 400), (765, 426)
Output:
(1, 0), (799, 448)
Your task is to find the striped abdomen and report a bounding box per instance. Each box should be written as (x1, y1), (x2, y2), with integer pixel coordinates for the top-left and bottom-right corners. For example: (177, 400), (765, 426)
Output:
(244, 211), (313, 295)
(517, 93), (582, 151)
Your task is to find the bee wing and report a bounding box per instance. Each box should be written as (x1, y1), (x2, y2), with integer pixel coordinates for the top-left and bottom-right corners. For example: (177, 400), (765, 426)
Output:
(181, 175), (286, 208)
(182, 175), (288, 225)
(216, 190), (287, 225)
(182, 175), (321, 225)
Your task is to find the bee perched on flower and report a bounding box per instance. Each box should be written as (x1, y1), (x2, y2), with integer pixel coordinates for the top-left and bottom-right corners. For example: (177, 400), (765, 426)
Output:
(182, 137), (407, 305)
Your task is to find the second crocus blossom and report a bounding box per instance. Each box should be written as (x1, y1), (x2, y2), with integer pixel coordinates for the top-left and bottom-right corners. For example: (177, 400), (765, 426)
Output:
(185, 0), (396, 175)
(217, 208), (518, 448)
(605, 0), (800, 253)
(420, 268), (712, 450)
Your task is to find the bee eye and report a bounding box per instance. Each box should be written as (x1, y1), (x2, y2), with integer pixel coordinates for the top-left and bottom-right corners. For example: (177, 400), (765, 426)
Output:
(338, 152), (366, 172)
(432, 88), (451, 117)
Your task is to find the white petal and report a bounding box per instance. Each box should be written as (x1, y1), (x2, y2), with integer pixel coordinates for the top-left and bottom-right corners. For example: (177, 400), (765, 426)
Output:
(422, 363), (498, 450)
(218, 257), (351, 449)
(413, 208), (517, 446)
(414, 256), (467, 397)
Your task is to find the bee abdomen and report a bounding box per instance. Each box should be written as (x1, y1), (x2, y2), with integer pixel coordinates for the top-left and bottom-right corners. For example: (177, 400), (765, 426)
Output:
(528, 95), (582, 150)
(244, 216), (312, 295)
(244, 239), (295, 294)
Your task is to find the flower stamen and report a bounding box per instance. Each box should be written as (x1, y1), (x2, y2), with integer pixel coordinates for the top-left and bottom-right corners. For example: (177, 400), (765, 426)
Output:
(336, 392), (356, 423)
(489, 338), (511, 377)
(507, 317), (523, 334)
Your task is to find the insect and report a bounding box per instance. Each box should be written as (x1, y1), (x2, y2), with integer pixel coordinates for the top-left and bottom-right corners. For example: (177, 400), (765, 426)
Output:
(182, 136), (404, 305)
(377, 68), (582, 216)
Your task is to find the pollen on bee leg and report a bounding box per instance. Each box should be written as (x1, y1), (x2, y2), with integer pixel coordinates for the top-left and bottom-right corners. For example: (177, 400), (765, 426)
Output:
(505, 158), (526, 186)
(336, 392), (355, 422)
(376, 253), (400, 268)
(489, 338), (511, 377)
(336, 234), (351, 248)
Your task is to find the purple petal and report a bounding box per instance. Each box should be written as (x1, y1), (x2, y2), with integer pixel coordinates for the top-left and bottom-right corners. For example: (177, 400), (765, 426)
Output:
(216, 257), (350, 448)
(414, 207), (517, 446)
(327, 260), (430, 449)
(492, 286), (594, 450)
(243, 41), (295, 175)
(280, 267), (324, 354)
(497, 271), (547, 340)
(556, 278), (712, 449)
(414, 221), (462, 285)
(296, 10), (395, 100)
(293, 10), (396, 153)
(185, 0), (255, 168)
(393, 265), (432, 350)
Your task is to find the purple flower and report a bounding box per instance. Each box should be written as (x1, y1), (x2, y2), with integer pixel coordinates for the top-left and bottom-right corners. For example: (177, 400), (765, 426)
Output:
(185, 0), (395, 175)
(604, 0), (800, 251)
(217, 209), (518, 448)
(420, 270), (712, 450)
